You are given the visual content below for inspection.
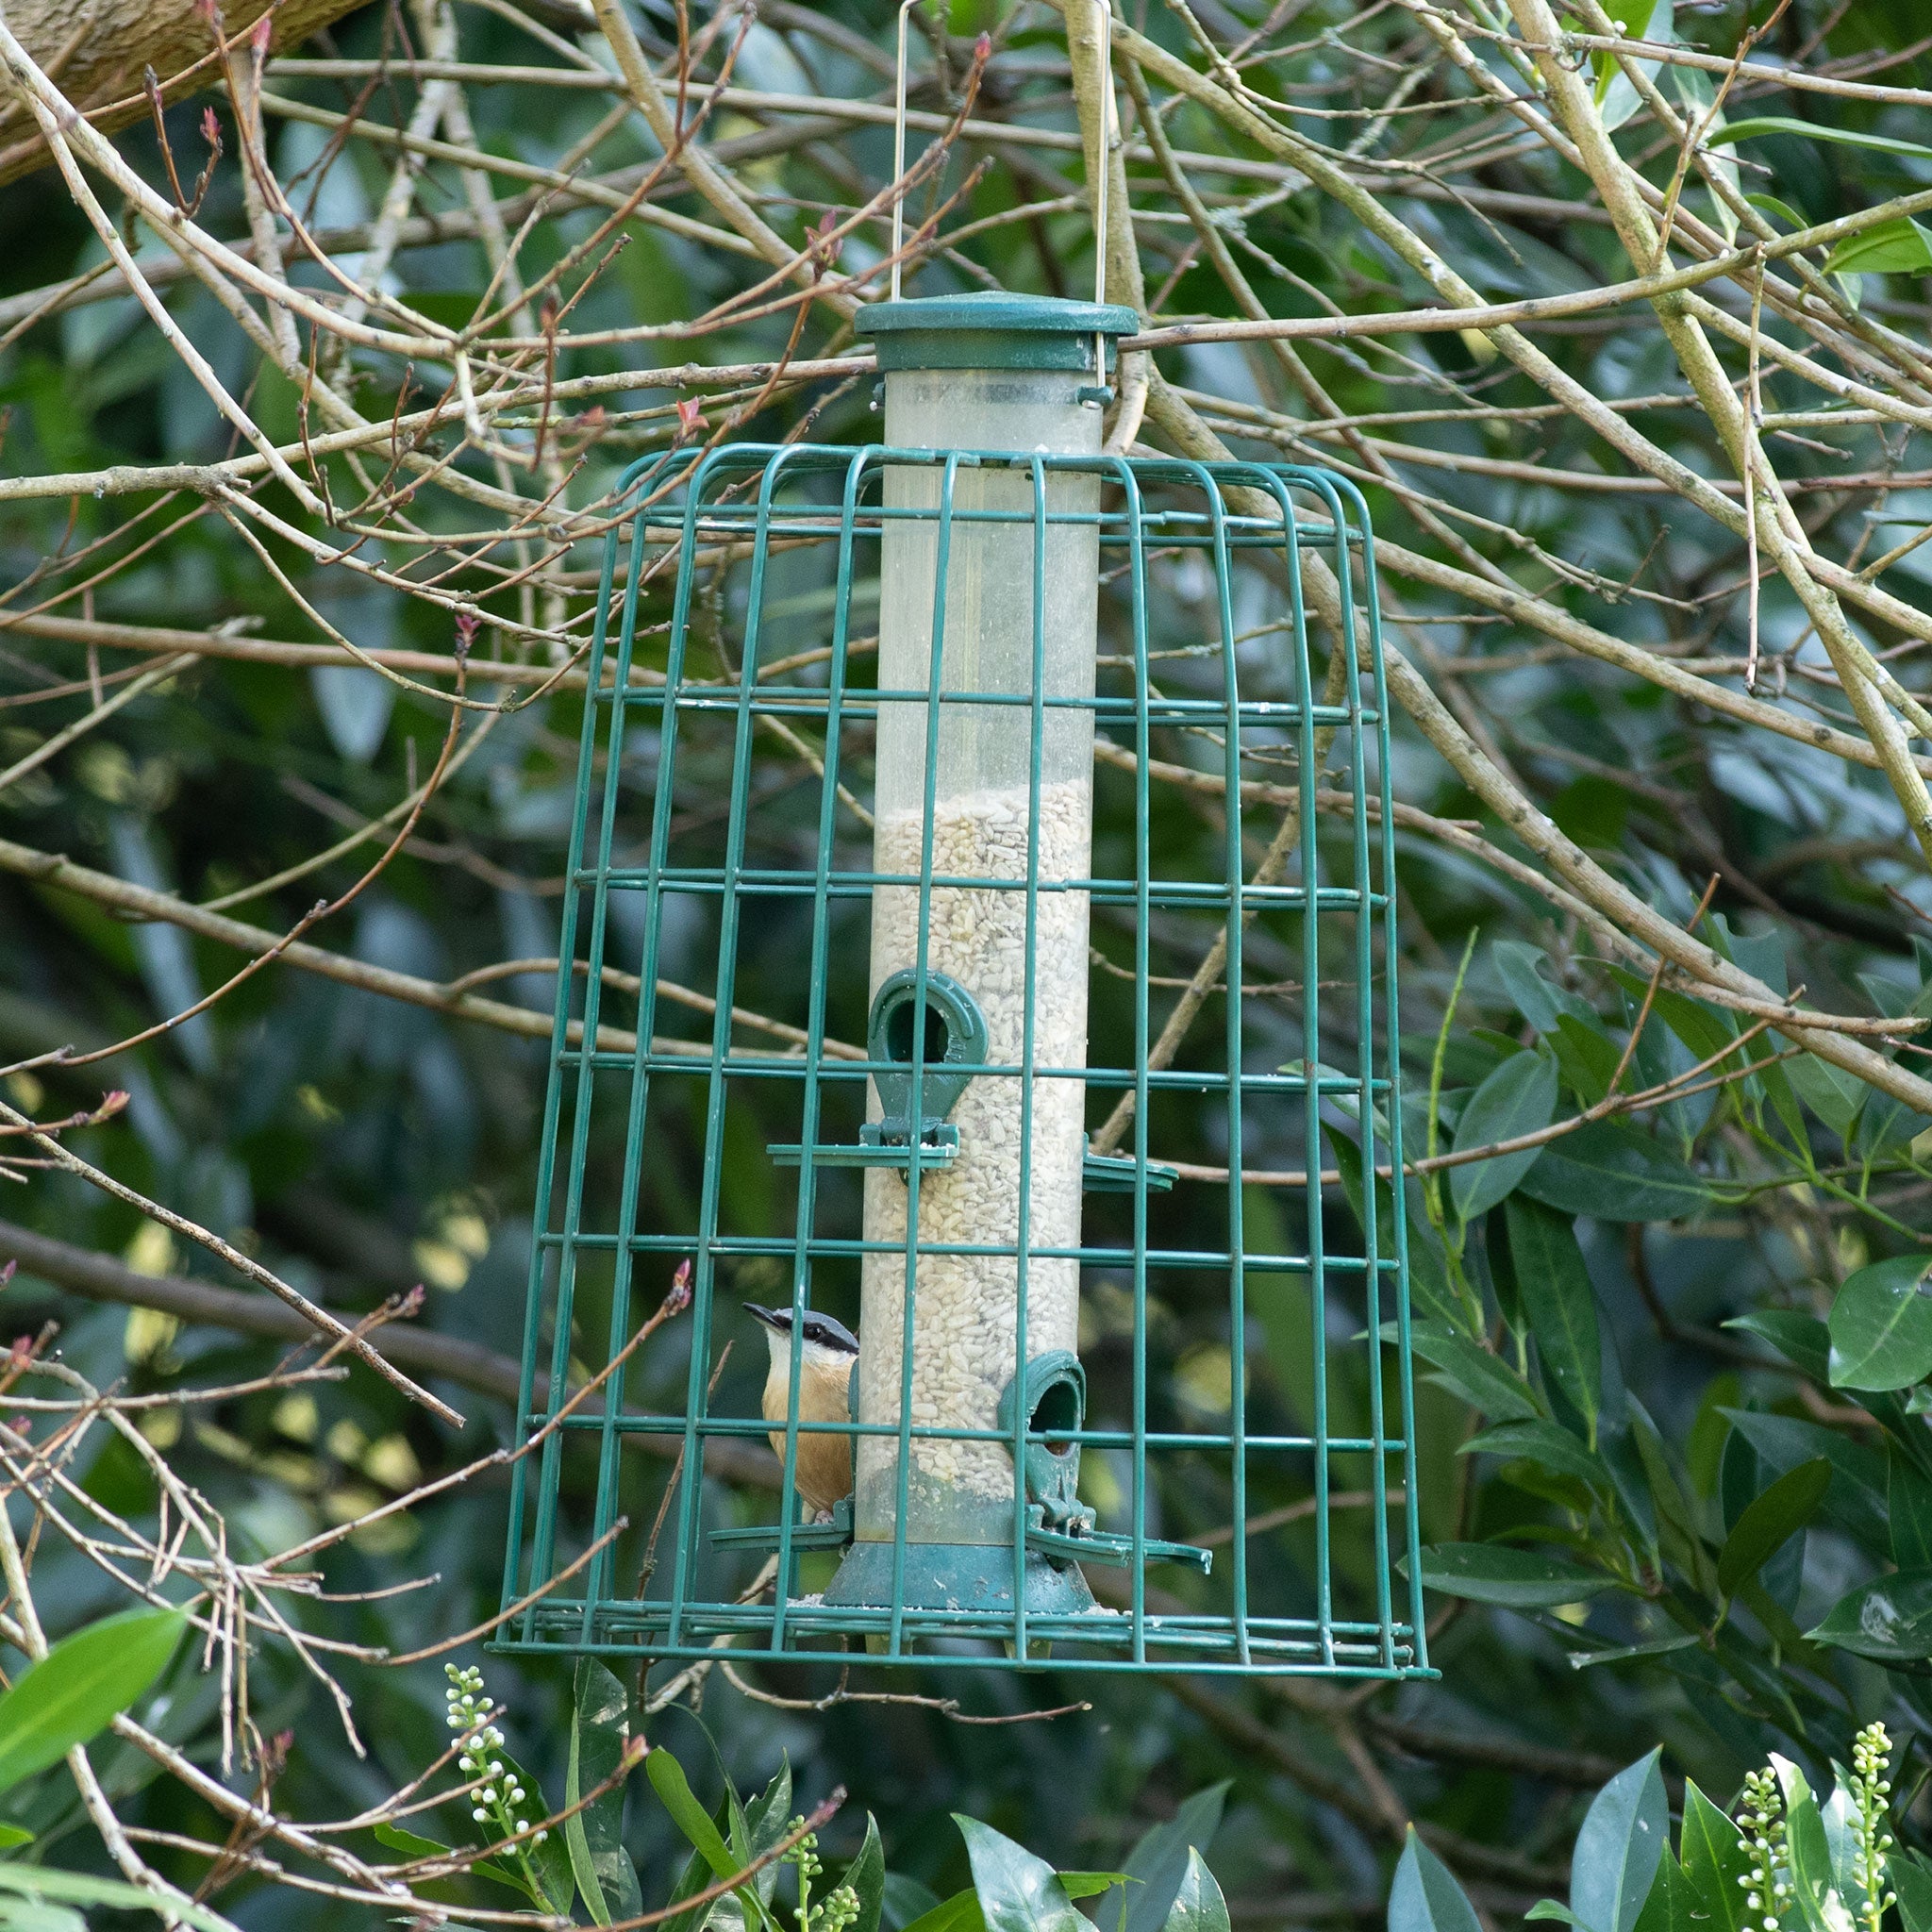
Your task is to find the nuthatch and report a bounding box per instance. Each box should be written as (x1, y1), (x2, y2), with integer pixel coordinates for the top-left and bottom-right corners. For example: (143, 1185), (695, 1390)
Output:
(743, 1303), (858, 1521)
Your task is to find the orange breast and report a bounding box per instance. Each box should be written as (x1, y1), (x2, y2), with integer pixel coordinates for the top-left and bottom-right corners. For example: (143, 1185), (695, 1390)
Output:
(764, 1424), (852, 1517)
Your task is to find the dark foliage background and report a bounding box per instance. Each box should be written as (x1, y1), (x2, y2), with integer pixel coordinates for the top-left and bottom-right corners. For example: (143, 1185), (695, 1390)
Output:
(5, 0), (1932, 1924)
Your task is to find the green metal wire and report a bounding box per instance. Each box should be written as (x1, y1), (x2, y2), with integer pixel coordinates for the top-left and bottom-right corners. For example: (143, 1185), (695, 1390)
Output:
(493, 441), (1430, 1677)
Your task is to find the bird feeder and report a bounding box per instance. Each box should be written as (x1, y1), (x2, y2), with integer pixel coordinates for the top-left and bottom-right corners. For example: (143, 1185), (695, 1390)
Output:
(494, 294), (1428, 1679)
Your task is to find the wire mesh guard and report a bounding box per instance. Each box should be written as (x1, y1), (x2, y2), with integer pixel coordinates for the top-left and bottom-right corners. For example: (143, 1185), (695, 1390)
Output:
(495, 436), (1429, 1678)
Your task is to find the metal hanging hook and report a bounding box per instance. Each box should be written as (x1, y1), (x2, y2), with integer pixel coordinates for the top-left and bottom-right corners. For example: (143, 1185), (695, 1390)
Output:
(891, 0), (920, 303)
(1089, 0), (1114, 382)
(891, 0), (1123, 383)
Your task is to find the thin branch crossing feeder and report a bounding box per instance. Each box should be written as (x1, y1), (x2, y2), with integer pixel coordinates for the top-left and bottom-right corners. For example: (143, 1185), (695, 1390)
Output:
(496, 292), (1428, 1677)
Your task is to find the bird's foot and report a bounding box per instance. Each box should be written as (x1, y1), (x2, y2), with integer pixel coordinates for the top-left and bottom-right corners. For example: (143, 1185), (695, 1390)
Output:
(811, 1507), (835, 1526)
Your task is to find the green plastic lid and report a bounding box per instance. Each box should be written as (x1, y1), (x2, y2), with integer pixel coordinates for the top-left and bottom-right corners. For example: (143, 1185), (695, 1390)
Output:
(858, 291), (1141, 375)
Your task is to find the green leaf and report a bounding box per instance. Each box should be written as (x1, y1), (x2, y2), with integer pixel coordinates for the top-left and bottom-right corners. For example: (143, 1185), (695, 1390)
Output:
(1596, 0), (1664, 31)
(655, 1711), (768, 1930)
(1679, 1782), (1753, 1932)
(1460, 1420), (1609, 1492)
(0, 1829), (29, 1853)
(374, 1818), (526, 1899)
(1450, 1051), (1558, 1223)
(1598, 1425), (1660, 1567)
(1892, 1857), (1932, 1932)
(1611, 976), (1735, 1071)
(846, 1816), (888, 1932)
(1627, 1401), (1716, 1601)
(1122, 1780), (1229, 1932)
(1407, 1322), (1542, 1422)
(1568, 1634), (1700, 1671)
(1551, 1015), (1624, 1108)
(1807, 1566), (1932, 1660)
(1505, 1197), (1602, 1442)
(661, 1841), (717, 1932)
(1328, 1128), (1465, 1334)
(692, 1761), (793, 1931)
(1891, 1450), (1932, 1568)
(0, 1608), (183, 1798)
(1719, 1411), (1890, 1557)
(658, 1755), (784, 1932)
(1059, 1873), (1134, 1901)
(1159, 1852), (1230, 1932)
(1573, 1751), (1668, 1932)
(1633, 1854), (1700, 1932)
(1526, 1905), (1592, 1929)
(1494, 941), (1591, 1034)
(0, 1892), (86, 1932)
(743, 1760), (792, 1857)
(565, 1659), (641, 1925)
(1724, 1311), (1829, 1382)
(1667, 65), (1740, 244)
(1739, 1577), (1821, 1668)
(1716, 1457), (1830, 1597)
(1745, 192), (1812, 231)
(1515, 1122), (1714, 1223)
(1775, 1757), (1855, 1932)
(956, 1816), (1084, 1932)
(492, 1745), (574, 1915)
(1828, 1255), (1932, 1390)
(375, 1821), (450, 1858)
(1788, 1056), (1867, 1140)
(900, 1894), (985, 1932)
(649, 1748), (741, 1882)
(1709, 117), (1932, 162)
(1821, 1767), (1878, 1928)
(1486, 1208), (1524, 1332)
(1645, 989), (1739, 1066)
(1389, 1828), (1483, 1932)
(1412, 1543), (1618, 1608)
(0, 1866), (232, 1931)
(884, 1876), (946, 1932)
(1591, 0), (1672, 128)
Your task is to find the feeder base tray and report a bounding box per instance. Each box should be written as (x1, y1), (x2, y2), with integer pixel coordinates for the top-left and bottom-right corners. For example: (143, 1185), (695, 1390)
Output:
(823, 1539), (1095, 1617)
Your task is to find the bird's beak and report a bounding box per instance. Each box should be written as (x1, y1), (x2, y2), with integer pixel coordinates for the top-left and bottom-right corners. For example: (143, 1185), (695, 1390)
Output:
(742, 1302), (786, 1331)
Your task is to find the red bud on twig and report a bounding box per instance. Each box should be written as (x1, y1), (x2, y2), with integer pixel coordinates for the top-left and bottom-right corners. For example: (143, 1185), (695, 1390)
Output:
(809, 208), (842, 277)
(664, 1257), (693, 1316)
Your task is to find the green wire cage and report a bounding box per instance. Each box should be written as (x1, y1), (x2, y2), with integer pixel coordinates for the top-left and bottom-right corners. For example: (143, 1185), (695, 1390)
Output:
(494, 292), (1429, 1678)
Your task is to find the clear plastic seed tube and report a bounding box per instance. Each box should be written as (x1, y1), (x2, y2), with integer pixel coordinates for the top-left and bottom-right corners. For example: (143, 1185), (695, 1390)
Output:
(856, 342), (1105, 1555)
